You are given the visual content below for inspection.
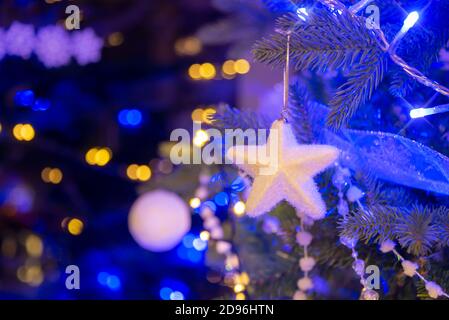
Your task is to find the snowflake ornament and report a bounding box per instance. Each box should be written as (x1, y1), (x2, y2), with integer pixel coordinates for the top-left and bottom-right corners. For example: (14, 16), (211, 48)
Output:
(35, 25), (72, 68)
(5, 22), (35, 59)
(71, 28), (103, 66)
(227, 119), (340, 219)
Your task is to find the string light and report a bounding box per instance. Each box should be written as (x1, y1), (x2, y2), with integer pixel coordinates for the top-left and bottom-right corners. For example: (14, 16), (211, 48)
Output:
(13, 123), (35, 141)
(389, 11), (420, 53)
(193, 129), (209, 147)
(410, 104), (449, 119)
(296, 8), (309, 21)
(25, 234), (43, 258)
(41, 167), (63, 184)
(188, 64), (202, 80)
(107, 32), (124, 46)
(67, 218), (84, 236)
(234, 59), (250, 74)
(136, 165), (151, 181)
(348, 0), (372, 13)
(189, 197), (201, 209)
(199, 230), (210, 241)
(401, 11), (420, 33)
(233, 283), (245, 293)
(85, 147), (112, 166)
(235, 293), (246, 300)
(118, 109), (142, 127)
(232, 201), (246, 216)
(175, 36), (202, 56)
(319, 0), (449, 97)
(199, 63), (216, 79)
(191, 108), (204, 122)
(222, 60), (237, 75)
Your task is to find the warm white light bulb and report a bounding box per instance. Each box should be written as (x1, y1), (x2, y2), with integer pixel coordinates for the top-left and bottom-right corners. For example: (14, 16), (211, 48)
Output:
(401, 11), (419, 33)
(296, 8), (308, 21)
(410, 108), (424, 119)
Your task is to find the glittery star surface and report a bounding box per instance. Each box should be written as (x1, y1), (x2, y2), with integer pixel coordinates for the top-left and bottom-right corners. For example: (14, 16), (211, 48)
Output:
(227, 120), (340, 219)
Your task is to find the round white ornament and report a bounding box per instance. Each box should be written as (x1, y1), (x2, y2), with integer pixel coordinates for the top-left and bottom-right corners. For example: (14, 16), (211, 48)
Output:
(128, 189), (191, 252)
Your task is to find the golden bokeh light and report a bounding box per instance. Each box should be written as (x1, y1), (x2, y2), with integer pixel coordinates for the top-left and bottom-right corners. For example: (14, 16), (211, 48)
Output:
(222, 60), (236, 75)
(25, 234), (43, 258)
(86, 148), (112, 166)
(193, 129), (209, 147)
(235, 293), (246, 300)
(233, 201), (246, 216)
(48, 168), (63, 184)
(199, 63), (216, 80)
(136, 165), (152, 181)
(108, 32), (124, 47)
(95, 148), (112, 166)
(189, 197), (201, 209)
(126, 164), (139, 180)
(188, 64), (201, 80)
(202, 108), (216, 124)
(233, 283), (245, 293)
(200, 230), (210, 241)
(234, 59), (251, 74)
(191, 108), (204, 122)
(175, 36), (202, 56)
(13, 123), (35, 141)
(68, 218), (84, 236)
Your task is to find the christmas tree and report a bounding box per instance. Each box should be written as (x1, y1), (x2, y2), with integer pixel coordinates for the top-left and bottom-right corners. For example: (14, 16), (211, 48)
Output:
(1, 0), (449, 302)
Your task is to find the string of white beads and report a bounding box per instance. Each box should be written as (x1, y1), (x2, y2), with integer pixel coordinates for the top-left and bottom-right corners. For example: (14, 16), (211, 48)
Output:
(293, 216), (315, 300)
(378, 240), (449, 299)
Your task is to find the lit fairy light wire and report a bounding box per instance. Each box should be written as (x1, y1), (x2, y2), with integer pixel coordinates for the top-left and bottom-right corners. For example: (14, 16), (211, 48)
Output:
(348, 0), (372, 13)
(389, 11), (419, 53)
(410, 104), (449, 119)
(318, 0), (449, 97)
(296, 8), (308, 21)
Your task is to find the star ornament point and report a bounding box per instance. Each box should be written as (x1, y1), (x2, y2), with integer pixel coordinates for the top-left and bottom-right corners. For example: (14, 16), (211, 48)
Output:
(227, 120), (340, 219)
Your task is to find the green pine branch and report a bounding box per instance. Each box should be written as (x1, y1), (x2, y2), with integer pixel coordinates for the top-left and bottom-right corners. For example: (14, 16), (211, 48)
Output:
(253, 9), (387, 129)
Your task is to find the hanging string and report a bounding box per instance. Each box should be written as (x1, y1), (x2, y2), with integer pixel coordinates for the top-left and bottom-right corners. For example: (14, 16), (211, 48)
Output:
(281, 31), (291, 122)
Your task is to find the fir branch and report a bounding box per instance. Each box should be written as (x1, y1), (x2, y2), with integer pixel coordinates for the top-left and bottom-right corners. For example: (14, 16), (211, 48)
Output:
(254, 10), (382, 72)
(211, 104), (271, 130)
(395, 205), (440, 257)
(340, 204), (400, 243)
(433, 206), (449, 248)
(327, 52), (387, 128)
(253, 9), (387, 129)
(288, 83), (314, 143)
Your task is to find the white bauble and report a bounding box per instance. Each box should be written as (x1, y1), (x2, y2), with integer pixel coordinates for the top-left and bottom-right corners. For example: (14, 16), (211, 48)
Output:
(128, 190), (191, 252)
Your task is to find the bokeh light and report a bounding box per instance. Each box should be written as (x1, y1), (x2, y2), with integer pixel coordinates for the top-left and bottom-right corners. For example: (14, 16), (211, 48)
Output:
(67, 218), (84, 236)
(234, 59), (250, 74)
(13, 123), (35, 141)
(199, 63), (216, 80)
(233, 201), (246, 216)
(189, 197), (201, 209)
(86, 148), (112, 166)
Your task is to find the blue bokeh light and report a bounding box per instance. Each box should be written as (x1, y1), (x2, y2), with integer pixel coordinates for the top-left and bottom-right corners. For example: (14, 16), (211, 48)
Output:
(182, 233), (195, 248)
(106, 275), (121, 291)
(214, 192), (229, 206)
(160, 287), (173, 300)
(15, 89), (35, 107)
(32, 98), (51, 111)
(118, 109), (142, 127)
(97, 272), (109, 286)
(160, 279), (189, 300)
(97, 271), (121, 291)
